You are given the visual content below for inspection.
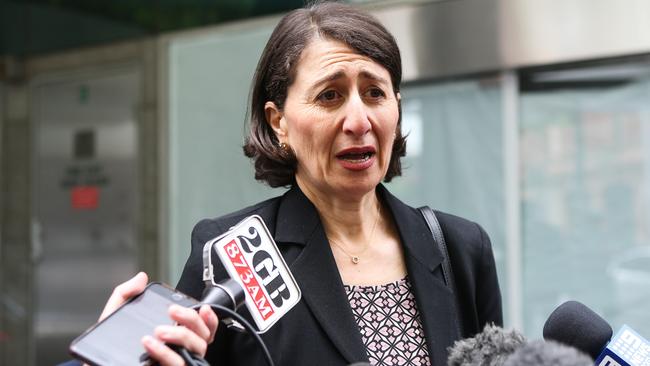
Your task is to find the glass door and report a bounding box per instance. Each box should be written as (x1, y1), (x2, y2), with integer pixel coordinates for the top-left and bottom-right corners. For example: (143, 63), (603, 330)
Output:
(519, 57), (650, 336)
(32, 68), (139, 364)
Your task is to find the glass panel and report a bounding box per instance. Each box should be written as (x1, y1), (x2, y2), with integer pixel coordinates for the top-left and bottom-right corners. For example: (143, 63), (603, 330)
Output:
(167, 25), (279, 283)
(520, 60), (650, 337)
(393, 77), (508, 316)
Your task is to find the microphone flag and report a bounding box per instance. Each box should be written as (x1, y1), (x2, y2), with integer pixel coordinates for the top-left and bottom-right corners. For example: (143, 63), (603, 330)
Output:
(596, 325), (650, 366)
(202, 215), (301, 333)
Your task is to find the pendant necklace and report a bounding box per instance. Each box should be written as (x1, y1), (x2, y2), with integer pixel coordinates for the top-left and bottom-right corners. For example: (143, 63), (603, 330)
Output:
(329, 203), (381, 265)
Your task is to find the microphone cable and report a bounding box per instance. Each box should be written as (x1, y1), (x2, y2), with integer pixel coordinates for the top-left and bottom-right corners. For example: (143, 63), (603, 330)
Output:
(165, 274), (275, 366)
(170, 301), (275, 366)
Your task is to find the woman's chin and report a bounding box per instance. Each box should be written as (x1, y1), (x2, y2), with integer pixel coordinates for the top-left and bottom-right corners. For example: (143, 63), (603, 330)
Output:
(297, 170), (383, 201)
(330, 177), (382, 199)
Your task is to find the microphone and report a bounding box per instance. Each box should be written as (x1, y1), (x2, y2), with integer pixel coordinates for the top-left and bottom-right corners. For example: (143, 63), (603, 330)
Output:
(201, 215), (301, 333)
(543, 301), (613, 360)
(503, 339), (593, 366)
(447, 323), (526, 366)
(200, 278), (245, 311)
(197, 215), (304, 366)
(543, 301), (650, 366)
(447, 322), (594, 366)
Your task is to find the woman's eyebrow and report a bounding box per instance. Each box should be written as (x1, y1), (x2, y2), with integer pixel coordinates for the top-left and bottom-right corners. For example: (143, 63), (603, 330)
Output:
(309, 70), (346, 91)
(309, 69), (389, 92)
(358, 70), (389, 85)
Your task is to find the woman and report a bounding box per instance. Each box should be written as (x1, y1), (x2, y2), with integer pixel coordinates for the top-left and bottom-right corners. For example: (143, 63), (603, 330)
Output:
(101, 2), (502, 365)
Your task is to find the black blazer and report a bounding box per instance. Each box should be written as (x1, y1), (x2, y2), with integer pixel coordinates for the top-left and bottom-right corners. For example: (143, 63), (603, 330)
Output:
(177, 184), (502, 366)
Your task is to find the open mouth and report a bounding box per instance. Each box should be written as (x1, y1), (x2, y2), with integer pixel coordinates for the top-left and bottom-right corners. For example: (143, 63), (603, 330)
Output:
(336, 146), (376, 165)
(337, 151), (374, 162)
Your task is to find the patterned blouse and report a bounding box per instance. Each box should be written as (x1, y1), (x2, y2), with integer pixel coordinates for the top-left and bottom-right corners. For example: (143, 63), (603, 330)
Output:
(344, 276), (431, 366)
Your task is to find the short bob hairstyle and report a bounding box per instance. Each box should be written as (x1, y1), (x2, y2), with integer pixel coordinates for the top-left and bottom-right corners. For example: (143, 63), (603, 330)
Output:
(243, 1), (406, 188)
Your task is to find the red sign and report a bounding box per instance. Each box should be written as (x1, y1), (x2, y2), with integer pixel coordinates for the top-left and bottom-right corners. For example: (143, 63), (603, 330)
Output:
(71, 186), (99, 210)
(223, 239), (275, 320)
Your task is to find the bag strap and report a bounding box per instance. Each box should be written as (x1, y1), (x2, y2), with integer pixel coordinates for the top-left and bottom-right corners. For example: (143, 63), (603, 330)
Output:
(418, 206), (464, 338)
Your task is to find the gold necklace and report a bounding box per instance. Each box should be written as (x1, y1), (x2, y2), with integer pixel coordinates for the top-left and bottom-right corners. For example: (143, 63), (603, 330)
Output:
(329, 203), (381, 265)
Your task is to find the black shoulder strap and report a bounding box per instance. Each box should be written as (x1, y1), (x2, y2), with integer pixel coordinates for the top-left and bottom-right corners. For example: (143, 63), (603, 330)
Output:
(418, 206), (464, 338)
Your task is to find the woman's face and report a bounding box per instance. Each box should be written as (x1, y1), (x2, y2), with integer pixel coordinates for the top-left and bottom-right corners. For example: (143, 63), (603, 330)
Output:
(266, 38), (400, 200)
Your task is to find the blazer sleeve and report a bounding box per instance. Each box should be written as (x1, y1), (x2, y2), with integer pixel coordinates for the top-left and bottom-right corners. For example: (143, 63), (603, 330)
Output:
(176, 218), (234, 365)
(438, 212), (503, 336)
(177, 219), (221, 299)
(475, 223), (503, 328)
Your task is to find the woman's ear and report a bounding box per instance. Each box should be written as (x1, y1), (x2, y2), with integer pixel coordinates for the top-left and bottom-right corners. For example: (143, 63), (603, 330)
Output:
(396, 92), (401, 102)
(265, 101), (287, 140)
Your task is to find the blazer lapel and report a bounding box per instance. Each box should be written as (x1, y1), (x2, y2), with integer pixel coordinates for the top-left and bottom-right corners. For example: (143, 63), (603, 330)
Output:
(379, 185), (459, 366)
(274, 187), (369, 363)
(272, 185), (459, 365)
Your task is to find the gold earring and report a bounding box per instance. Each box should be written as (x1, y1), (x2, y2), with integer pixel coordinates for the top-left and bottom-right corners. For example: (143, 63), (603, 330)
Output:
(279, 142), (291, 156)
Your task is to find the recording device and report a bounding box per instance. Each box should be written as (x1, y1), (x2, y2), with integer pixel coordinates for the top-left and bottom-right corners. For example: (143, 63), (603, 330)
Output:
(543, 300), (650, 366)
(447, 323), (527, 366)
(502, 340), (593, 366)
(69, 282), (200, 366)
(70, 215), (299, 366)
(69, 279), (245, 366)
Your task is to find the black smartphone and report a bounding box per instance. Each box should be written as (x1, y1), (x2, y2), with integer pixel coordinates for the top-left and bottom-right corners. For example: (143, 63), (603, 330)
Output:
(69, 282), (199, 366)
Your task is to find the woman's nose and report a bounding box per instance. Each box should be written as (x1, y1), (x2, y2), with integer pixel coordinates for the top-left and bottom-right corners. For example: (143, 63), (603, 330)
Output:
(342, 95), (371, 137)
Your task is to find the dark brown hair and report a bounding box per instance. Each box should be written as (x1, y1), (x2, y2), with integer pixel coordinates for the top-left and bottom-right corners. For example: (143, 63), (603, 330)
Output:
(243, 1), (406, 187)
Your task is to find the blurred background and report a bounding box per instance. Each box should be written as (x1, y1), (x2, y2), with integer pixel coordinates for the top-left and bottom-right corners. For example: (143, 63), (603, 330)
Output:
(2, 0), (650, 364)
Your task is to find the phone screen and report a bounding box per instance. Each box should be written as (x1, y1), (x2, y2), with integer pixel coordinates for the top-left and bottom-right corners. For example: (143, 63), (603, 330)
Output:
(70, 282), (198, 366)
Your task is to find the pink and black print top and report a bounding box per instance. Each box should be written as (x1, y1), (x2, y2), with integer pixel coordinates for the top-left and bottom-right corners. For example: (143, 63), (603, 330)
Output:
(344, 277), (431, 366)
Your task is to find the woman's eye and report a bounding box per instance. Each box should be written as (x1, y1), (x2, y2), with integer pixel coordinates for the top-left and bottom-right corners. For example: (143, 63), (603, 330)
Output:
(317, 90), (340, 103)
(365, 87), (386, 99)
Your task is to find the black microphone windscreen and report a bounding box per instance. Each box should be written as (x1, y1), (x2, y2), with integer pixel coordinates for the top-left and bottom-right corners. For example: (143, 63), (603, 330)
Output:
(447, 323), (526, 366)
(542, 301), (612, 360)
(503, 340), (593, 366)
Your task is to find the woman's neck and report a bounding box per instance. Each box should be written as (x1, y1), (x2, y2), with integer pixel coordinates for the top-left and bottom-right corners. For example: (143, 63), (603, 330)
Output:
(296, 179), (381, 248)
